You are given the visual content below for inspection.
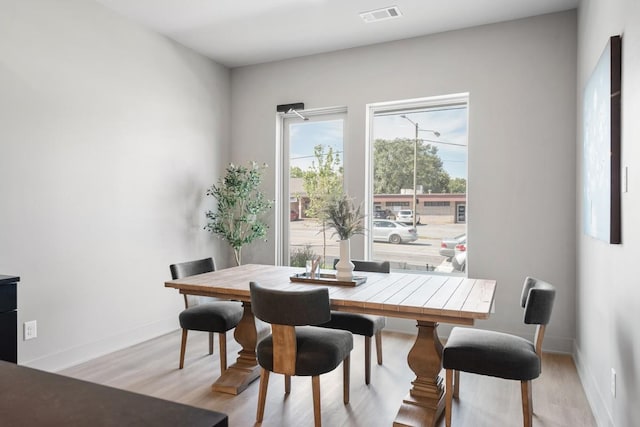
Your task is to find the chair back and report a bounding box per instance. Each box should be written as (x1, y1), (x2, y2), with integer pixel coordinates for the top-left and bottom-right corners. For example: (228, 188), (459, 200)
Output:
(520, 276), (556, 357)
(520, 277), (556, 325)
(250, 282), (331, 326)
(170, 257), (215, 279)
(170, 257), (215, 307)
(332, 259), (390, 273)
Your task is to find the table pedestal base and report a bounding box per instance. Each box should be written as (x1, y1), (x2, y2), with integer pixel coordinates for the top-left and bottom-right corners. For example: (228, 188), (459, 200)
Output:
(393, 321), (445, 427)
(211, 301), (269, 395)
(211, 362), (262, 395)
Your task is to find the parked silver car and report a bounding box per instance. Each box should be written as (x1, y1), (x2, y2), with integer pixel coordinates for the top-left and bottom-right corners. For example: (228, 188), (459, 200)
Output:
(439, 233), (466, 259)
(451, 252), (466, 272)
(373, 220), (418, 244)
(451, 244), (467, 272)
(395, 209), (421, 225)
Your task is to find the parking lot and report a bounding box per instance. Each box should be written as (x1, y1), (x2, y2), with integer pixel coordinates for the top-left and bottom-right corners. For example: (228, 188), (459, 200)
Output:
(289, 216), (465, 271)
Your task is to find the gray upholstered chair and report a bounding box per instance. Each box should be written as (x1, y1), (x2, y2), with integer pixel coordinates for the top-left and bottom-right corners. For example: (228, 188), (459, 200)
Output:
(169, 258), (243, 372)
(250, 282), (353, 427)
(320, 259), (388, 384)
(443, 277), (556, 427)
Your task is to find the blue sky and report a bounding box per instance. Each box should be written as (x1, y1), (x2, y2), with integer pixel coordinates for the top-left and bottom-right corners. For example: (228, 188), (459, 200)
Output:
(290, 119), (344, 171)
(373, 107), (468, 179)
(289, 106), (468, 179)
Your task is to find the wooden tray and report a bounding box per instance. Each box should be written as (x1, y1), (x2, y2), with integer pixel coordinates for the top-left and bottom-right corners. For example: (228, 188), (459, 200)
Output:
(290, 272), (367, 287)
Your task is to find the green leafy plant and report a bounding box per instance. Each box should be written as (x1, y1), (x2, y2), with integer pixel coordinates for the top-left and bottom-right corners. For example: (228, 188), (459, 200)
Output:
(289, 245), (317, 267)
(205, 162), (273, 266)
(323, 193), (365, 241)
(296, 144), (343, 264)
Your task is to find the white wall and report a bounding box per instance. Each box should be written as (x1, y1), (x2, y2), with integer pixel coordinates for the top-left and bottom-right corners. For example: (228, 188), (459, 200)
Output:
(576, 1), (640, 425)
(230, 11), (577, 351)
(0, 0), (231, 370)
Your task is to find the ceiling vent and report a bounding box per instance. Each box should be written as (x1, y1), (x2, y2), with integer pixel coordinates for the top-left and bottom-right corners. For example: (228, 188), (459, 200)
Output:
(359, 6), (402, 23)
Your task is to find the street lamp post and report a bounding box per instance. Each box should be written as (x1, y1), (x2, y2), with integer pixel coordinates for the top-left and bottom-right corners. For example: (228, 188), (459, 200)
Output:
(412, 121), (419, 228)
(400, 115), (440, 228)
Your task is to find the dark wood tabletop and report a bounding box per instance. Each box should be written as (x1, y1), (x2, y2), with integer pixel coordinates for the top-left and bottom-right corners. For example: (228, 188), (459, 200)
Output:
(0, 361), (228, 427)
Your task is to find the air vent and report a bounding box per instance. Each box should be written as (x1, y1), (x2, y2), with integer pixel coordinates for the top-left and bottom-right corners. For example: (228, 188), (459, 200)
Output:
(359, 6), (402, 23)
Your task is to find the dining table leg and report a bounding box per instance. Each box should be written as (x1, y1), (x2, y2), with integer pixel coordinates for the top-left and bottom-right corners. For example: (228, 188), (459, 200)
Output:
(393, 320), (445, 427)
(211, 301), (270, 395)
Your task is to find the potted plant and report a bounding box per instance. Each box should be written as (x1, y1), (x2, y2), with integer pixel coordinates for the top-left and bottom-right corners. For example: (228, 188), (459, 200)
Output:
(323, 193), (365, 280)
(204, 161), (273, 266)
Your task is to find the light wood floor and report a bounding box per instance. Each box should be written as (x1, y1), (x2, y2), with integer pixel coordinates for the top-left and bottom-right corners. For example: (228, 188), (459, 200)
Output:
(60, 330), (595, 427)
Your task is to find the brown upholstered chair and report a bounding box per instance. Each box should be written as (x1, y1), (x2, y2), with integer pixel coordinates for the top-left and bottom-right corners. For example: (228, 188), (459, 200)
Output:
(250, 282), (353, 427)
(169, 258), (243, 372)
(320, 259), (388, 384)
(443, 277), (556, 427)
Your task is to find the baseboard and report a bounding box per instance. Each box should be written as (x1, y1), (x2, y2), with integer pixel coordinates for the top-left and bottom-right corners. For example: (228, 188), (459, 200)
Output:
(21, 317), (179, 373)
(574, 342), (614, 427)
(541, 334), (574, 353)
(385, 318), (573, 353)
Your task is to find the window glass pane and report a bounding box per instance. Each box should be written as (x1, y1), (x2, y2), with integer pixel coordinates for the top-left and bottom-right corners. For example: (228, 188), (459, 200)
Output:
(371, 104), (468, 274)
(287, 117), (344, 268)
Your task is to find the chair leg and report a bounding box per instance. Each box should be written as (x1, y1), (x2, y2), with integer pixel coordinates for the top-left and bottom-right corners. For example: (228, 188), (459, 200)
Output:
(445, 369), (454, 427)
(256, 369), (270, 422)
(312, 375), (322, 427)
(218, 332), (227, 372)
(285, 375), (291, 394)
(375, 331), (383, 365)
(343, 355), (350, 404)
(453, 370), (460, 398)
(209, 332), (214, 355)
(521, 380), (533, 427)
(179, 329), (188, 369)
(364, 336), (371, 385)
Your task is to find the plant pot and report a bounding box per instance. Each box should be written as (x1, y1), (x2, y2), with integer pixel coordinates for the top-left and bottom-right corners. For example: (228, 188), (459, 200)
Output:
(335, 239), (355, 281)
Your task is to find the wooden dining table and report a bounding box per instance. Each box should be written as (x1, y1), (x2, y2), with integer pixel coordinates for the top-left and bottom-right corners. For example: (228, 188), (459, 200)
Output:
(165, 263), (496, 427)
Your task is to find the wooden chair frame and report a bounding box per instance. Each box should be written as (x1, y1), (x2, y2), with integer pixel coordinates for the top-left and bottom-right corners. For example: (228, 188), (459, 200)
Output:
(445, 277), (554, 427)
(256, 324), (350, 427)
(329, 259), (388, 385)
(170, 257), (238, 373)
(445, 323), (547, 427)
(178, 292), (227, 371)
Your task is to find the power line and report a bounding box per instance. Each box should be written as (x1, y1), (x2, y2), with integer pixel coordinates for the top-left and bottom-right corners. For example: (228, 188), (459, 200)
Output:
(419, 138), (467, 147)
(290, 150), (344, 161)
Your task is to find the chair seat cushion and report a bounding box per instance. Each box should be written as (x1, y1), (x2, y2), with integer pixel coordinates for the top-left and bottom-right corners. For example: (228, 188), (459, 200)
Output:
(443, 327), (540, 381)
(318, 312), (385, 337)
(257, 326), (353, 376)
(179, 302), (243, 333)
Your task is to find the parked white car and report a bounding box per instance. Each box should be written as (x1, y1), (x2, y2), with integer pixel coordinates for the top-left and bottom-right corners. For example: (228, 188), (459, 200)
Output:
(395, 209), (421, 225)
(373, 220), (418, 244)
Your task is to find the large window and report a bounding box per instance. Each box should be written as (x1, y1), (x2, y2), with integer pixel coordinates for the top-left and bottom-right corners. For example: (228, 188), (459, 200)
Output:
(279, 109), (346, 267)
(367, 95), (469, 274)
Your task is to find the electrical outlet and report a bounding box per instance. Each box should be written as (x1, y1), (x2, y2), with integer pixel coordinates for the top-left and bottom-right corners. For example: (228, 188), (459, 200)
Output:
(611, 368), (616, 397)
(24, 320), (37, 340)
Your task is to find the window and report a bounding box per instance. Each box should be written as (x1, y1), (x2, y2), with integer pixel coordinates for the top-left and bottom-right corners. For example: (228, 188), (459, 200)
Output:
(367, 95), (469, 274)
(278, 108), (347, 267)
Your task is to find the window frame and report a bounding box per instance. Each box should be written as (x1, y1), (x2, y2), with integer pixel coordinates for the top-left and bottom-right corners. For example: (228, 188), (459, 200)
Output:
(364, 94), (470, 269)
(275, 106), (348, 266)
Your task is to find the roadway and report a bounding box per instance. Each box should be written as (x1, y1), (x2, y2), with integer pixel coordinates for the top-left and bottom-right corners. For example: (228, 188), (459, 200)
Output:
(289, 216), (465, 271)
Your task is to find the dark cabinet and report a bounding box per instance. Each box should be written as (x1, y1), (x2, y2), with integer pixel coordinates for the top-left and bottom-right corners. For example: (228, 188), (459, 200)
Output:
(0, 275), (19, 363)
